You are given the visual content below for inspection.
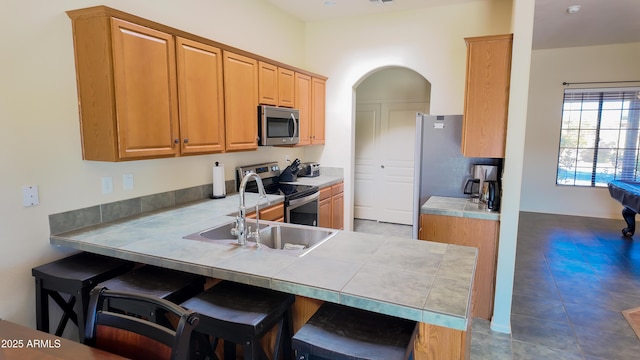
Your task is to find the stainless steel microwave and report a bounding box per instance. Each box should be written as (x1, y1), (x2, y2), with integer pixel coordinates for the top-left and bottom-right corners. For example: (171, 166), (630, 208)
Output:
(258, 105), (300, 146)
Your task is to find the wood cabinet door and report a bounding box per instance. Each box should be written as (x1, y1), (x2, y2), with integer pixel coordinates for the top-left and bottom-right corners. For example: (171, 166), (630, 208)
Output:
(318, 186), (332, 228)
(278, 68), (295, 108)
(420, 214), (499, 320)
(331, 191), (344, 230)
(295, 73), (312, 146)
(311, 77), (326, 145)
(461, 34), (512, 158)
(223, 51), (258, 151)
(319, 197), (332, 228)
(247, 203), (284, 222)
(258, 61), (278, 106)
(176, 37), (225, 154)
(111, 18), (179, 159)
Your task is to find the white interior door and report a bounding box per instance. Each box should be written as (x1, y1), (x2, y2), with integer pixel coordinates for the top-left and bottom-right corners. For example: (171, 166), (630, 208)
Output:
(355, 102), (427, 224)
(354, 104), (380, 221)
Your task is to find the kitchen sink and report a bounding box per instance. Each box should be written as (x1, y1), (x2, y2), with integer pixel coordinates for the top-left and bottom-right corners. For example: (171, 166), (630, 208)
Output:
(183, 220), (336, 256)
(186, 219), (269, 241)
(256, 224), (336, 256)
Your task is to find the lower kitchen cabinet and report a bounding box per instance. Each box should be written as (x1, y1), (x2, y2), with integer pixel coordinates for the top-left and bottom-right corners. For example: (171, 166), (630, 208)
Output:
(419, 213), (499, 320)
(247, 203), (284, 222)
(319, 187), (332, 228)
(319, 182), (344, 229)
(331, 182), (344, 230)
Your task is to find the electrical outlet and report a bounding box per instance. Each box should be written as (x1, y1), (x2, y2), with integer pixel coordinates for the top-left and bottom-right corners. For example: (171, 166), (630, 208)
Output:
(101, 177), (113, 194)
(123, 173), (134, 191)
(22, 185), (40, 207)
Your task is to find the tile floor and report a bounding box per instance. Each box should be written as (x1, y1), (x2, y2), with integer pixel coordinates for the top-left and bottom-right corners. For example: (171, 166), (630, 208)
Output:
(354, 213), (640, 359)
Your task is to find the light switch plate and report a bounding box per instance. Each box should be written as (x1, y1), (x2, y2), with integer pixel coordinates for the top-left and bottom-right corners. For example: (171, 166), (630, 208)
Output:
(101, 177), (113, 194)
(22, 185), (40, 207)
(123, 173), (134, 191)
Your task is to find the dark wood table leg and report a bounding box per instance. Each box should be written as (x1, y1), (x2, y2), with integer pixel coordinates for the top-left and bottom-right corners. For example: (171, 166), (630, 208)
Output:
(35, 278), (49, 333)
(622, 207), (636, 237)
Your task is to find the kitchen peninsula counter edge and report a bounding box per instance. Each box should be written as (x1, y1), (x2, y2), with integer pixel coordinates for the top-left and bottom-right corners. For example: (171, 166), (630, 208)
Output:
(49, 191), (476, 332)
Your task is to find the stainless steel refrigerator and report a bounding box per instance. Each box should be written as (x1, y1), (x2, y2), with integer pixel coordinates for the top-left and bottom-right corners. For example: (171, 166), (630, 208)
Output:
(411, 113), (499, 238)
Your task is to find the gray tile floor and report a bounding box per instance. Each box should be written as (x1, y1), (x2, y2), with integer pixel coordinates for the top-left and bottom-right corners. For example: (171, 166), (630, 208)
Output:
(354, 213), (640, 359)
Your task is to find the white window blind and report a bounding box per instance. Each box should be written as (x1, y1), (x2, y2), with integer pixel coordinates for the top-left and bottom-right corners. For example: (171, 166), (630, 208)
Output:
(556, 87), (640, 187)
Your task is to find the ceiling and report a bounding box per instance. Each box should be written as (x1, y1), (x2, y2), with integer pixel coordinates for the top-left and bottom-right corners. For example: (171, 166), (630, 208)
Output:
(264, 0), (640, 50)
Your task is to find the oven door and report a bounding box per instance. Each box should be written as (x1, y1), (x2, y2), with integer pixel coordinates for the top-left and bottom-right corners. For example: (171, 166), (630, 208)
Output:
(286, 191), (319, 226)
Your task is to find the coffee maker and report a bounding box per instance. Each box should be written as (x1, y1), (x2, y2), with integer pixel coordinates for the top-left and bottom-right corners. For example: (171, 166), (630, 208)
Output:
(464, 164), (500, 210)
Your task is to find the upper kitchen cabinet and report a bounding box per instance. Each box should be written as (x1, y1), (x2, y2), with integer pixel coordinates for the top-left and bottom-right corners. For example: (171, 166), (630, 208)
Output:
(295, 73), (312, 145)
(68, 6), (326, 159)
(258, 61), (278, 106)
(311, 77), (326, 145)
(68, 7), (227, 161)
(223, 51), (259, 151)
(461, 34), (513, 158)
(258, 62), (295, 107)
(176, 37), (225, 154)
(295, 74), (327, 146)
(68, 10), (180, 161)
(278, 68), (295, 108)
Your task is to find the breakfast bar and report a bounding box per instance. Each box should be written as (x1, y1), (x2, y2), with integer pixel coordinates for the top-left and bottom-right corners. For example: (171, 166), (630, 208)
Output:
(49, 194), (477, 359)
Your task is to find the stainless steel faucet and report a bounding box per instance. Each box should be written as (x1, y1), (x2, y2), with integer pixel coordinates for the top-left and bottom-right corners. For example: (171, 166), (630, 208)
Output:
(232, 172), (269, 246)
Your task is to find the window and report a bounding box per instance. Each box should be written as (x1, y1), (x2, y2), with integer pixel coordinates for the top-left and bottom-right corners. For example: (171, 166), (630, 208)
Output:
(556, 87), (640, 187)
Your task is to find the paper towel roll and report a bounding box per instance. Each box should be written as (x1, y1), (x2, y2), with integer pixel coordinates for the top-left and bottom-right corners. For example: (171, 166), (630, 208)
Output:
(212, 162), (226, 199)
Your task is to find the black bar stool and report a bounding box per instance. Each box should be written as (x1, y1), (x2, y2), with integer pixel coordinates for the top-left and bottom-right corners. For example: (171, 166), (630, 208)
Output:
(180, 281), (295, 360)
(292, 302), (418, 360)
(31, 252), (134, 342)
(97, 265), (205, 325)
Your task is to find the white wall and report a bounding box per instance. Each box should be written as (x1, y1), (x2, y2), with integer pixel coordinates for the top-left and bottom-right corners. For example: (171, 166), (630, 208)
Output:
(356, 67), (431, 104)
(303, 0), (513, 229)
(521, 42), (640, 218)
(0, 0), (307, 327)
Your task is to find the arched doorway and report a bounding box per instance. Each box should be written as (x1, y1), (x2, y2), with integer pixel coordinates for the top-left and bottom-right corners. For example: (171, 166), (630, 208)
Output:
(353, 67), (431, 227)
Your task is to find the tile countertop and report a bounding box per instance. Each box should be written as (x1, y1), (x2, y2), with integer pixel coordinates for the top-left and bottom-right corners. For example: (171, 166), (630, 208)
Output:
(50, 192), (477, 331)
(284, 174), (343, 188)
(422, 196), (501, 221)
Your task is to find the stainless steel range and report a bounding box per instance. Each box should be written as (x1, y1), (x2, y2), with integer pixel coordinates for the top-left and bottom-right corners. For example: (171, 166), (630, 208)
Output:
(236, 162), (319, 226)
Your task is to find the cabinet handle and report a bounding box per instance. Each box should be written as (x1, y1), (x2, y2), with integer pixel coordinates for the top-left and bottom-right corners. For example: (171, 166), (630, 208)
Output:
(183, 138), (189, 144)
(174, 139), (179, 144)
(381, 165), (385, 169)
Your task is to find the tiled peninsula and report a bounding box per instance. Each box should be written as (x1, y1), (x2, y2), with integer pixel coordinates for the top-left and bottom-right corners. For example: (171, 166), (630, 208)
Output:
(421, 196), (501, 221)
(420, 196), (500, 321)
(49, 183), (477, 359)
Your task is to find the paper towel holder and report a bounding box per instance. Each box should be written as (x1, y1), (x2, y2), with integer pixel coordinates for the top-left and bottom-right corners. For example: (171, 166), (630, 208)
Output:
(211, 161), (226, 199)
